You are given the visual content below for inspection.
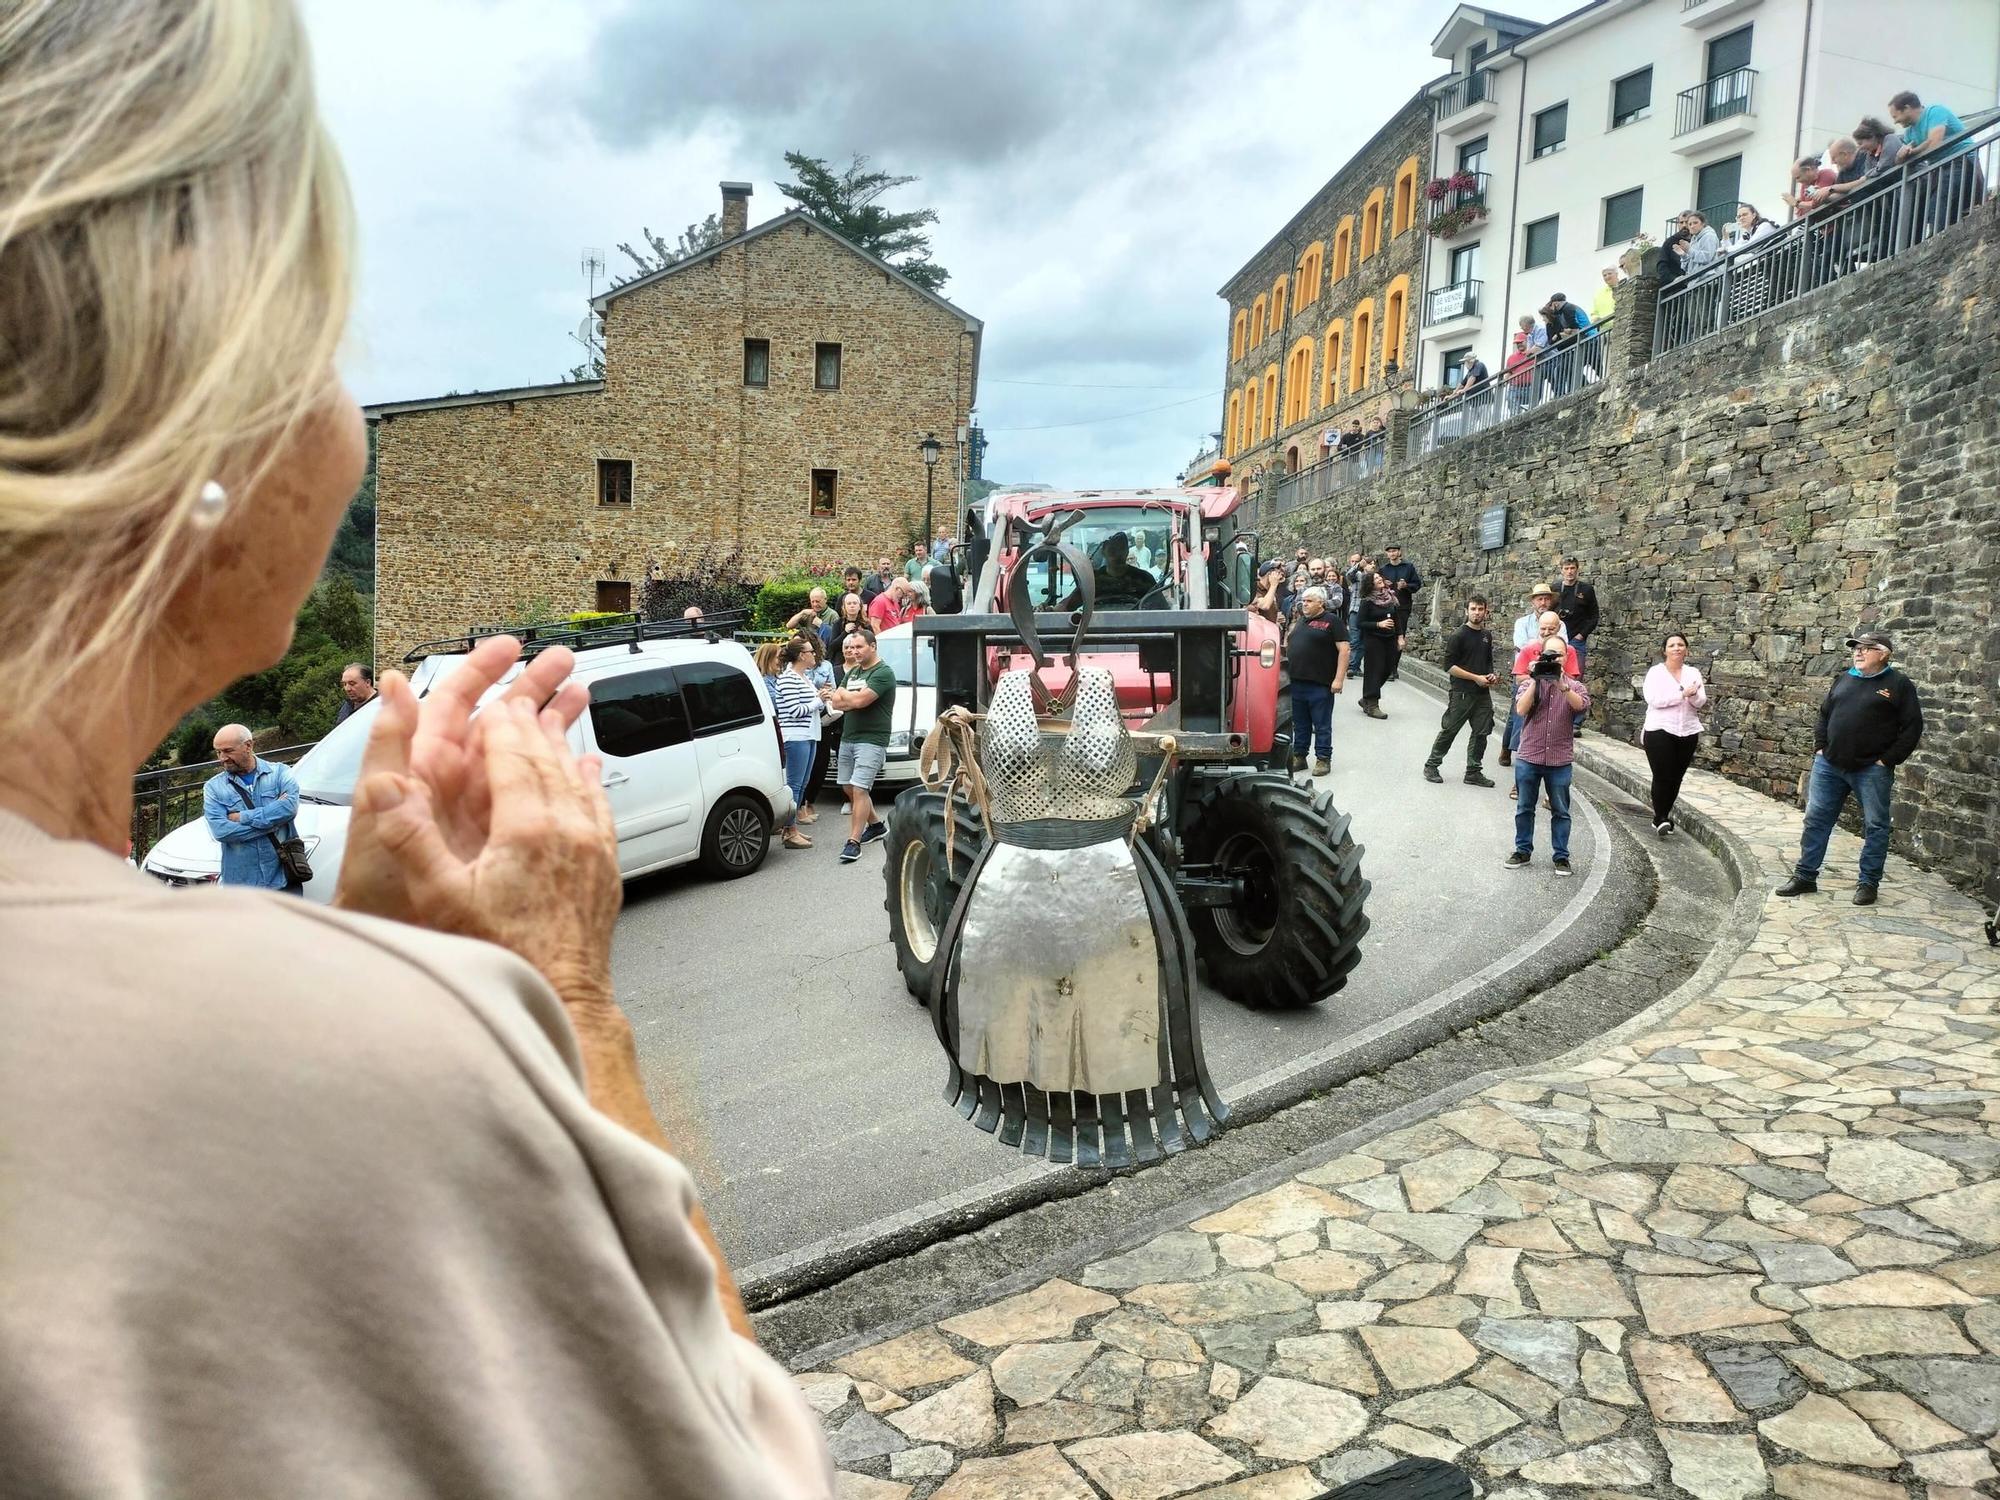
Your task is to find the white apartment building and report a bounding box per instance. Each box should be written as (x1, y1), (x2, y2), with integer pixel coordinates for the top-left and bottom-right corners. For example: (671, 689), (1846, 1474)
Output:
(1415, 0), (2000, 389)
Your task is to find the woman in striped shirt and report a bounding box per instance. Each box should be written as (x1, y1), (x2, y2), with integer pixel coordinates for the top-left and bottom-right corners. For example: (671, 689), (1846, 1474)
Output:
(771, 636), (823, 849)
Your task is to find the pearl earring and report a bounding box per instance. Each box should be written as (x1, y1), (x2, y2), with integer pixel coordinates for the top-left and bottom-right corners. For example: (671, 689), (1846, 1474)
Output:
(193, 479), (229, 527)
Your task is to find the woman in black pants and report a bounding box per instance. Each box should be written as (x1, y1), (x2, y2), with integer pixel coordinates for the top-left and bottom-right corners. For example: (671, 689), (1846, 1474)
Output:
(1641, 632), (1708, 835)
(1356, 564), (1398, 719)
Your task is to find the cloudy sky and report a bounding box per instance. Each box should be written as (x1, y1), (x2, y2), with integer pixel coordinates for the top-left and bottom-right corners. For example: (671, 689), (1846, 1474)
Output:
(305, 0), (1569, 489)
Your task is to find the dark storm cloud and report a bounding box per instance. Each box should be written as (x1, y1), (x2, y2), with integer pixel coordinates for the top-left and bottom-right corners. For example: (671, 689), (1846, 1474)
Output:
(566, 0), (1232, 166)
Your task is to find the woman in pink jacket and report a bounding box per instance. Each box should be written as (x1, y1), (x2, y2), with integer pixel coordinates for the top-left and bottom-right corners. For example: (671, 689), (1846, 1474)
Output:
(1642, 632), (1709, 835)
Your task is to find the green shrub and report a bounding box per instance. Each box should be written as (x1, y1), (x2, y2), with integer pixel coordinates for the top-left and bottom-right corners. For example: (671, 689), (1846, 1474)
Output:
(753, 567), (844, 630)
(276, 645), (345, 744)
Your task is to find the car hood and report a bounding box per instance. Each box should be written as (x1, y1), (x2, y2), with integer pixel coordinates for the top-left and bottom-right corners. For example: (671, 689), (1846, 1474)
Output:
(143, 800), (343, 876)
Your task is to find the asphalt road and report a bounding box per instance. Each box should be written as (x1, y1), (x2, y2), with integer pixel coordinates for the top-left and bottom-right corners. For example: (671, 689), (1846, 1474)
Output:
(611, 673), (1614, 1270)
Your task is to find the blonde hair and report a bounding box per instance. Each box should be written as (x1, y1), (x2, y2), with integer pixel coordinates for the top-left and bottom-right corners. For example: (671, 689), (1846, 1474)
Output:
(0, 0), (353, 720)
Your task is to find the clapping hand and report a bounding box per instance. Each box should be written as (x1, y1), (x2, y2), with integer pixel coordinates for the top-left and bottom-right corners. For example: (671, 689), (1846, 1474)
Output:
(334, 636), (622, 1010)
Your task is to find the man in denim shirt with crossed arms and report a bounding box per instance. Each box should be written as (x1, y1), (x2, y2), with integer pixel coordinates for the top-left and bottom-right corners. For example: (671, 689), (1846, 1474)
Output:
(202, 724), (303, 893)
(1777, 631), (1924, 907)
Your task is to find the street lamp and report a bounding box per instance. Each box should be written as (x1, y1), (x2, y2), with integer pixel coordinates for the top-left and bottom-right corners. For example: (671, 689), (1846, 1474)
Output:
(918, 431), (942, 547)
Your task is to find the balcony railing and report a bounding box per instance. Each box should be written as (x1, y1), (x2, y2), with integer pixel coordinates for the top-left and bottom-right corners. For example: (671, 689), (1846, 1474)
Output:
(1662, 201), (1748, 240)
(1655, 112), (2000, 356)
(1675, 66), (1756, 135)
(1426, 171), (1491, 229)
(1424, 278), (1483, 324)
(1433, 70), (1494, 120)
(1264, 433), (1387, 516)
(131, 741), (318, 865)
(1407, 317), (1614, 461)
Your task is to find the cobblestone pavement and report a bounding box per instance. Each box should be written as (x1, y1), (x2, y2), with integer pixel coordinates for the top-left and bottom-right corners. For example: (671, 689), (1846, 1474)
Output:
(794, 742), (1999, 1500)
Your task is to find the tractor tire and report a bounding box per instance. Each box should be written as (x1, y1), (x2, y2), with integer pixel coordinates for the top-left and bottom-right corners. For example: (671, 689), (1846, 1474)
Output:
(884, 787), (988, 1003)
(1179, 771), (1370, 1009)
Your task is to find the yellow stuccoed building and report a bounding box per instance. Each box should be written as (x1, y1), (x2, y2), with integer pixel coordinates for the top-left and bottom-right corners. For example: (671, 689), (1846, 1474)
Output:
(368, 181), (982, 668)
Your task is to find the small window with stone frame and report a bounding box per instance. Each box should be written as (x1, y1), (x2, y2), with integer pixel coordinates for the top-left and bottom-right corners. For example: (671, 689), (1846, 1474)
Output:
(810, 468), (838, 519)
(743, 338), (770, 387)
(814, 342), (842, 390)
(597, 458), (633, 507)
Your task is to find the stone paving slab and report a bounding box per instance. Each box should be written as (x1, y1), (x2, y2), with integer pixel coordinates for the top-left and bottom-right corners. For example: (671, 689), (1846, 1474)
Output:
(796, 743), (1998, 1499)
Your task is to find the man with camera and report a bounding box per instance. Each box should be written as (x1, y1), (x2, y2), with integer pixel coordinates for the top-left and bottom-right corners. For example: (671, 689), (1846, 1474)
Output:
(1506, 627), (1590, 876)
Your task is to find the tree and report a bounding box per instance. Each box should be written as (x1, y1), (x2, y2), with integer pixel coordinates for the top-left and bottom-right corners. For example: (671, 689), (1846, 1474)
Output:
(612, 212), (728, 286)
(776, 152), (949, 292)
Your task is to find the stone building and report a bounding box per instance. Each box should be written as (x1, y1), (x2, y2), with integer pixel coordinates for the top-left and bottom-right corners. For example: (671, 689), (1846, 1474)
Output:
(369, 182), (982, 666)
(1219, 93), (1433, 485)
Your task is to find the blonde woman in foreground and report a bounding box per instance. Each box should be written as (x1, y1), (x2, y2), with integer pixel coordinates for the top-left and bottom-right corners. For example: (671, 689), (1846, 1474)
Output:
(0, 3), (829, 1495)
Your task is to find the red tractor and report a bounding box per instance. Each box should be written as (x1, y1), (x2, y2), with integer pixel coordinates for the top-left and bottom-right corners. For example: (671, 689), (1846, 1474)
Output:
(884, 486), (1370, 1011)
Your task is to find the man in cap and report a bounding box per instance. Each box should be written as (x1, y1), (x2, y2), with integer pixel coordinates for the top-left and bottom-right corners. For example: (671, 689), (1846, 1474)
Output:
(1777, 631), (1924, 906)
(1500, 583), (1558, 767)
(1068, 530), (1157, 608)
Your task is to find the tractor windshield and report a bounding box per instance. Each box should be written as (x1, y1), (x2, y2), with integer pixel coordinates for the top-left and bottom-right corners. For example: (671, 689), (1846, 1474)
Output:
(1013, 506), (1181, 611)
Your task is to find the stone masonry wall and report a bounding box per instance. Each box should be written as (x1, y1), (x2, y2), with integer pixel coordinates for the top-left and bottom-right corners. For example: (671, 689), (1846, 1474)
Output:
(1265, 204), (2000, 898)
(373, 214), (976, 668)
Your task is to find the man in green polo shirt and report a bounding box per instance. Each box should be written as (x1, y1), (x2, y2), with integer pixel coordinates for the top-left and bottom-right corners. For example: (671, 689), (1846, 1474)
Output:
(824, 627), (898, 863)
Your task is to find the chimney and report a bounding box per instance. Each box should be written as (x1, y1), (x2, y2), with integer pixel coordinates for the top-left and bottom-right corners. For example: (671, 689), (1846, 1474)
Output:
(720, 181), (752, 240)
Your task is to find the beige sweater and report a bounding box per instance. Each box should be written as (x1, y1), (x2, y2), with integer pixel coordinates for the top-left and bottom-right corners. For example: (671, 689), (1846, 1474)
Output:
(0, 808), (831, 1499)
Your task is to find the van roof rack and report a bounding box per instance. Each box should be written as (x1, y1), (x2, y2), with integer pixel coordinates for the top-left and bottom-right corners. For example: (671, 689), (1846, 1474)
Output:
(402, 608), (753, 664)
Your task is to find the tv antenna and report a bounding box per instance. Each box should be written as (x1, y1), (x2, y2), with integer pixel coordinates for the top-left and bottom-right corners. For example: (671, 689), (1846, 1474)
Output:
(580, 246), (606, 300)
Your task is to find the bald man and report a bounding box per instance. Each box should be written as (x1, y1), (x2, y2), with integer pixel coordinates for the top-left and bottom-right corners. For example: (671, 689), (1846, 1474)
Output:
(201, 725), (304, 893)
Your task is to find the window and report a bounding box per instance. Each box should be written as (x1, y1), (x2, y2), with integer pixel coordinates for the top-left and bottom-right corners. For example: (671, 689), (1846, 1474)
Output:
(1232, 310), (1247, 361)
(1286, 338), (1315, 423)
(1601, 187), (1644, 245)
(809, 468), (838, 519)
(743, 338), (769, 387)
(1448, 242), (1482, 285)
(1271, 274), (1288, 328)
(813, 342), (841, 389)
(1360, 188), (1386, 259)
(1225, 390), (1242, 455)
(1441, 345), (1473, 389)
(1332, 219), (1353, 280)
(597, 457), (632, 507)
(1244, 383), (1261, 447)
(1695, 155), (1743, 222)
(1706, 24), (1752, 78)
(1457, 136), (1489, 176)
(1348, 300), (1374, 393)
(589, 668), (691, 758)
(1250, 295), (1267, 346)
(1320, 322), (1343, 408)
(1297, 243), (1324, 304)
(1611, 67), (1652, 128)
(1523, 215), (1559, 268)
(595, 581), (632, 614)
(678, 660), (765, 738)
(1531, 102), (1568, 159)
(1392, 157), (1421, 236)
(1381, 276), (1410, 374)
(1262, 366), (1278, 438)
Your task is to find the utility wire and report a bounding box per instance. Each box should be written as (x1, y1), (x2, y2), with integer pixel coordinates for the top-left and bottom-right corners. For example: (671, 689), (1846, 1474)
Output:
(986, 389), (1221, 432)
(985, 377), (1213, 390)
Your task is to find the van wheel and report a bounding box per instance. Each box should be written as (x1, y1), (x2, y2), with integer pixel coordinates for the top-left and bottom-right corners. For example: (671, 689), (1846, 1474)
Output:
(701, 793), (771, 879)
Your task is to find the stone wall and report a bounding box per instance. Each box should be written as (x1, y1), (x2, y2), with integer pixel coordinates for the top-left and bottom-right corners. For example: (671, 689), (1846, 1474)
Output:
(1221, 95), (1432, 475)
(1265, 204), (2000, 899)
(372, 212), (977, 667)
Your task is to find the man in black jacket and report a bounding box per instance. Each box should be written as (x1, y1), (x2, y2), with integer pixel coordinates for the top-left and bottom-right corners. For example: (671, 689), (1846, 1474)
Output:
(1423, 597), (1499, 786)
(1777, 631), (1925, 906)
(1556, 557), (1599, 727)
(1378, 545), (1422, 681)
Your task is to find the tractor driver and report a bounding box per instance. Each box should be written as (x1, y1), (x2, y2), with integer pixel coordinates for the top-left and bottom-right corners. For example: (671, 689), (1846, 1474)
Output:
(1066, 530), (1158, 609)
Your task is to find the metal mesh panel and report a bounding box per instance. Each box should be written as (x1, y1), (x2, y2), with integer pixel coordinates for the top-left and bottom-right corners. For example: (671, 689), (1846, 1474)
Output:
(980, 668), (1138, 824)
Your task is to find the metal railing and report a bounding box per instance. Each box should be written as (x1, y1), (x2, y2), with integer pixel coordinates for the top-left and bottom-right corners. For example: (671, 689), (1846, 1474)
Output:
(1424, 278), (1483, 324)
(1662, 201), (1747, 240)
(131, 741), (317, 865)
(1407, 316), (1614, 460)
(1433, 70), (1494, 120)
(1426, 171), (1491, 224)
(1655, 114), (1998, 355)
(1675, 67), (1756, 135)
(1265, 433), (1388, 514)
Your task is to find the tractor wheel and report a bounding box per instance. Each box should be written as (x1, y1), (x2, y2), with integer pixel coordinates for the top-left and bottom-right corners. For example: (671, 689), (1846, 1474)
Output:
(883, 787), (987, 1003)
(1179, 771), (1370, 1009)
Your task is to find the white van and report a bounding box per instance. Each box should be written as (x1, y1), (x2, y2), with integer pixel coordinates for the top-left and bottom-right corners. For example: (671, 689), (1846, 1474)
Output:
(141, 636), (793, 899)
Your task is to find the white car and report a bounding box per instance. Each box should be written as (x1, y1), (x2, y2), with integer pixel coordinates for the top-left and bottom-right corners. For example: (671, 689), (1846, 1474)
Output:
(872, 622), (939, 788)
(141, 636), (794, 900)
